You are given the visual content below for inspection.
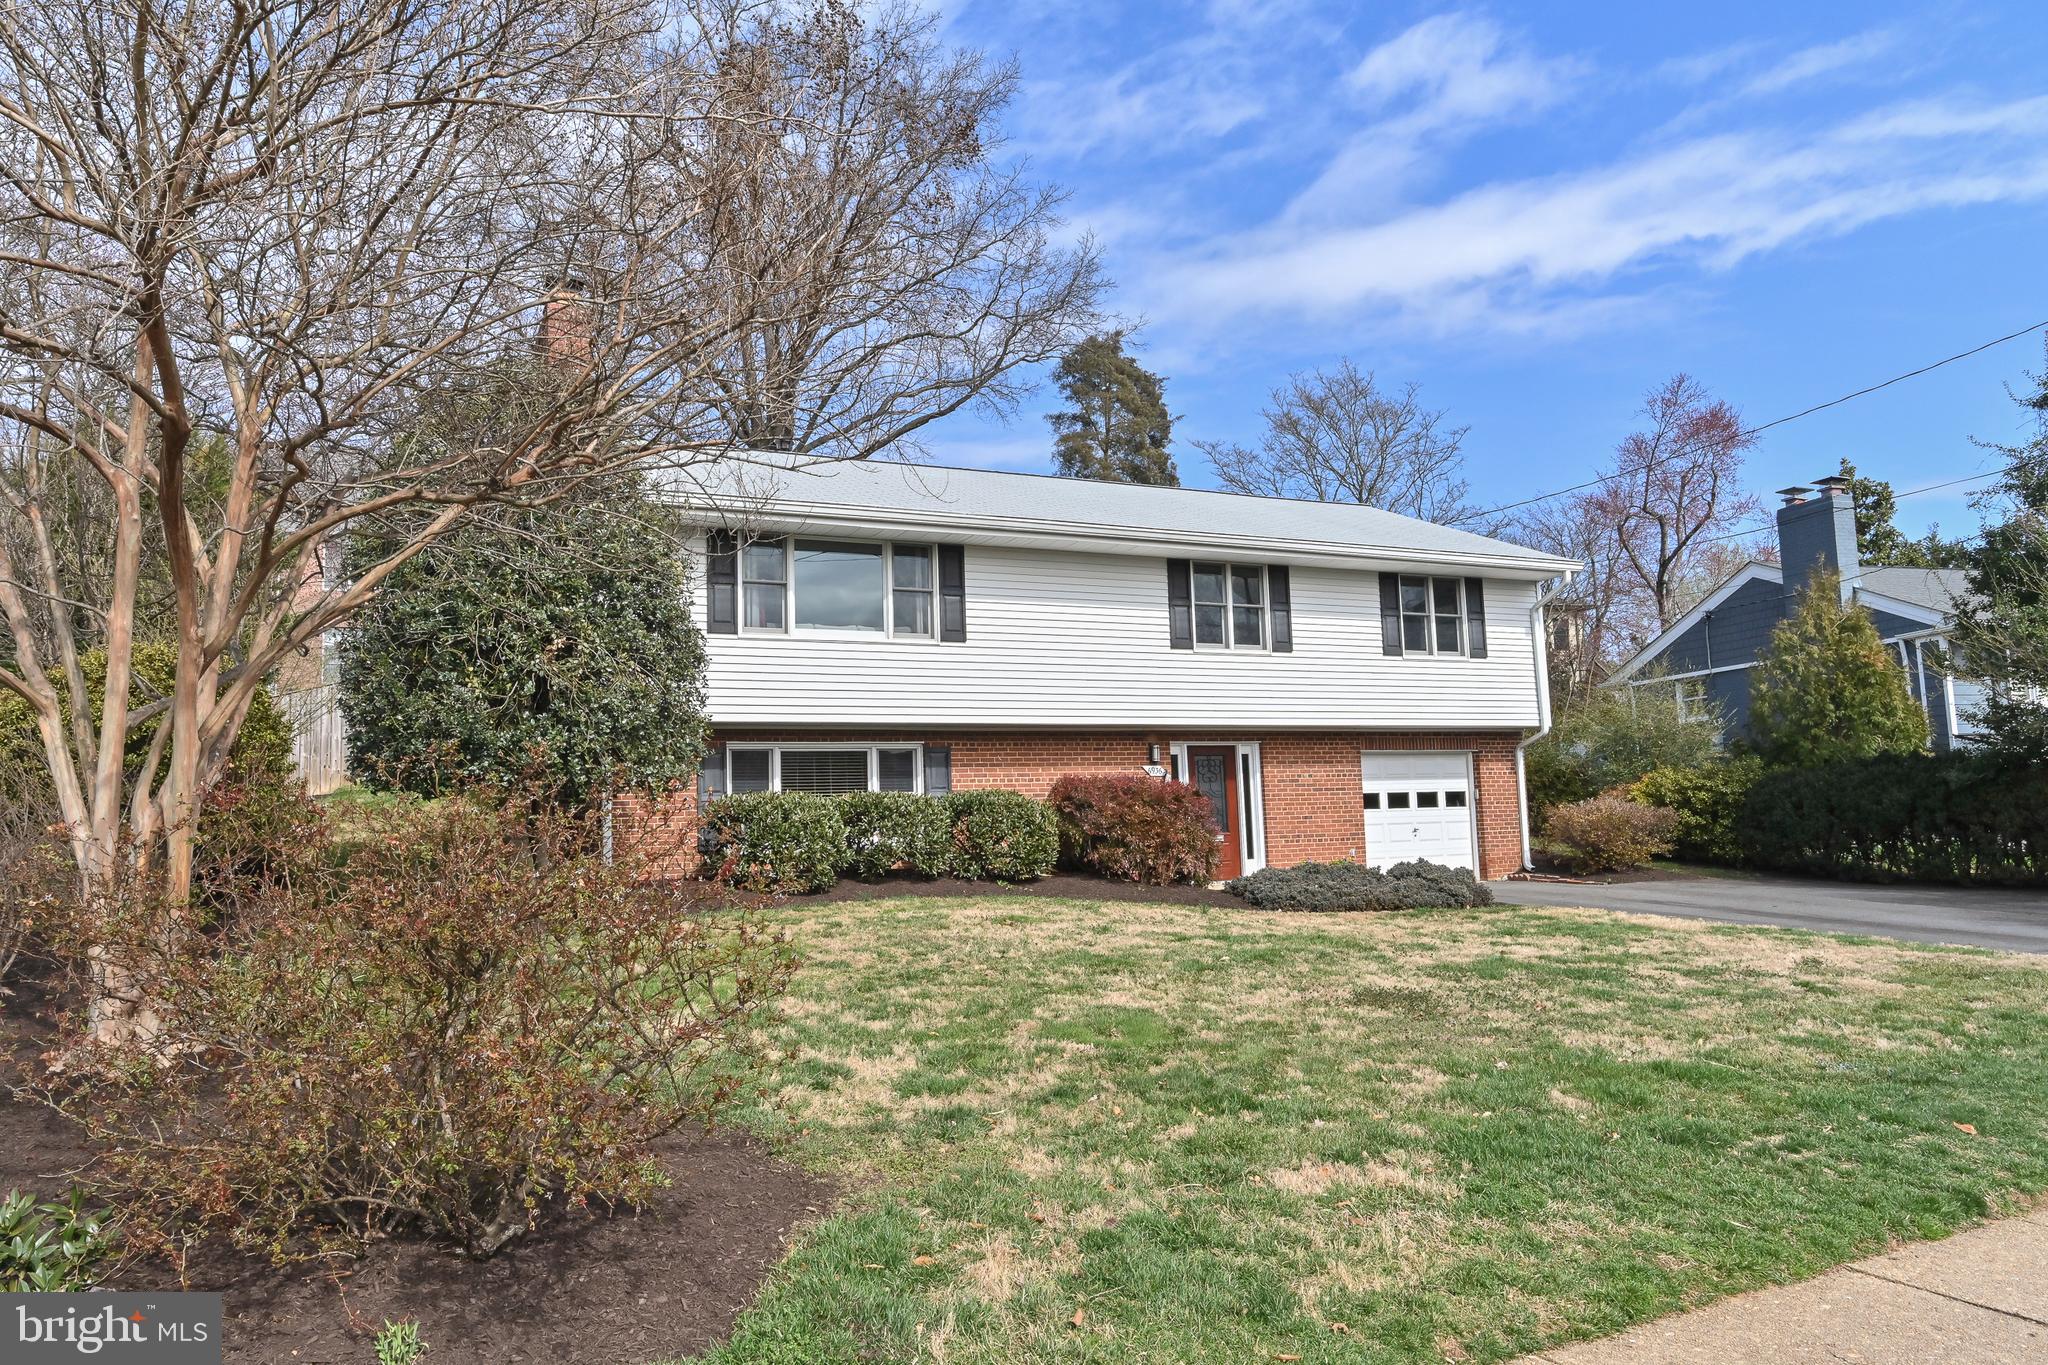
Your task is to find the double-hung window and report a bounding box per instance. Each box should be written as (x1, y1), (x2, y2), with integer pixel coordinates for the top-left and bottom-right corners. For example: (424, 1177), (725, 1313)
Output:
(1673, 676), (1708, 722)
(742, 540), (787, 630)
(727, 744), (923, 794)
(1192, 562), (1267, 649)
(739, 538), (936, 639)
(1399, 575), (1465, 656)
(891, 546), (934, 636)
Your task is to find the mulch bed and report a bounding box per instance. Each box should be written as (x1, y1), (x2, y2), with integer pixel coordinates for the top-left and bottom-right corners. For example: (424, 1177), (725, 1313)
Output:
(785, 870), (1243, 907)
(0, 967), (831, 1365)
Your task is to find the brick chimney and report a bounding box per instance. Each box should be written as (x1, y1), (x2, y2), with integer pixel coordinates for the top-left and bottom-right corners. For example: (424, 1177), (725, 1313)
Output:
(1775, 473), (1857, 602)
(536, 274), (593, 372)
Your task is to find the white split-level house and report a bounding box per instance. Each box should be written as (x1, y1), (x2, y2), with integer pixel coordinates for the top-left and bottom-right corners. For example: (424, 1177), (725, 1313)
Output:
(616, 457), (1579, 881)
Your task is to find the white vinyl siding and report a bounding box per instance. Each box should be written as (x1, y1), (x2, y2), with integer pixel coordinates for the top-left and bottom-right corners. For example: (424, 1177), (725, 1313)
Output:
(702, 539), (1543, 729)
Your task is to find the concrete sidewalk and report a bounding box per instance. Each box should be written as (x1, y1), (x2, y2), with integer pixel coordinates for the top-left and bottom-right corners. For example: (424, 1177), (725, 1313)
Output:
(1518, 1209), (2048, 1363)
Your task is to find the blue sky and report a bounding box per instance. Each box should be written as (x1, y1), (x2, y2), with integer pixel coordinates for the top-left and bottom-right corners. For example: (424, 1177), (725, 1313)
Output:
(912, 0), (2048, 540)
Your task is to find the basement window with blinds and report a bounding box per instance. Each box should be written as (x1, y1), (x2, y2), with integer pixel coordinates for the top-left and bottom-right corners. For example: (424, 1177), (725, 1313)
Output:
(727, 745), (923, 794)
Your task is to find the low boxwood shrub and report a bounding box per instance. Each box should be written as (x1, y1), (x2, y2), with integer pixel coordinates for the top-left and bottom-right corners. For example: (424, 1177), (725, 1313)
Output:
(701, 790), (847, 892)
(839, 791), (954, 880)
(41, 793), (795, 1262)
(1048, 774), (1218, 885)
(1227, 859), (1493, 912)
(0, 1188), (117, 1291)
(1545, 794), (1678, 873)
(1630, 756), (1765, 864)
(1735, 752), (2048, 885)
(945, 791), (1058, 882)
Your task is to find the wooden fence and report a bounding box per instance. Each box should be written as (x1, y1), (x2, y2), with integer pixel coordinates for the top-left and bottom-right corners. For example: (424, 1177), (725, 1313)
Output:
(277, 684), (349, 795)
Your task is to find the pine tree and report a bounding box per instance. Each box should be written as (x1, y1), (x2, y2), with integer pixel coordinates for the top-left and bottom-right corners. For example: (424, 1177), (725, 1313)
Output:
(1748, 571), (1928, 767)
(1838, 457), (1969, 568)
(1046, 331), (1178, 485)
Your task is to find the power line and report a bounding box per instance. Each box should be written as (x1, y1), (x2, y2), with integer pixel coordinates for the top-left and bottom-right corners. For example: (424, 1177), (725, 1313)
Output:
(1690, 463), (2009, 551)
(1474, 318), (2048, 520)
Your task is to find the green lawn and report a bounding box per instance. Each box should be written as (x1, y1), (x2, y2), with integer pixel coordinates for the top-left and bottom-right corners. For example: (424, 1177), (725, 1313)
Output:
(693, 897), (2048, 1364)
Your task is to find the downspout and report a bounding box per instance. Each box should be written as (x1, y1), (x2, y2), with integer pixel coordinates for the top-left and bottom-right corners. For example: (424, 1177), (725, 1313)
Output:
(1515, 571), (1578, 874)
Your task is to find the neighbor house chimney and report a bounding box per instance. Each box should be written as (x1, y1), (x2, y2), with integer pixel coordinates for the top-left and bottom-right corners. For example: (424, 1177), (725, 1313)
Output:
(1775, 473), (1857, 603)
(536, 274), (593, 373)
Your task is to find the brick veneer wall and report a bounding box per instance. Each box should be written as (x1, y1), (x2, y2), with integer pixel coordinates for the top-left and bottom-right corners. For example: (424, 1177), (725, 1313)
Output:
(610, 728), (1529, 880)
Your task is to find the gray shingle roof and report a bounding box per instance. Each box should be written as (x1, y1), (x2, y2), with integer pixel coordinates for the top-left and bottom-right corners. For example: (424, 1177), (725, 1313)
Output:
(1853, 566), (1971, 616)
(664, 456), (1575, 572)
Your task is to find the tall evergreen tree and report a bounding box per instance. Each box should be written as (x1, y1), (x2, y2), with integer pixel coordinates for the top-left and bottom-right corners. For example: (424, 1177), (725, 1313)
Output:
(1046, 331), (1178, 485)
(1748, 571), (1928, 768)
(1946, 349), (2048, 760)
(1837, 457), (1969, 568)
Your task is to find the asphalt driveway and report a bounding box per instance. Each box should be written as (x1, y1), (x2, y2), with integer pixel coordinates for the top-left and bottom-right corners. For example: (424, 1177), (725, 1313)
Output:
(1492, 872), (2048, 954)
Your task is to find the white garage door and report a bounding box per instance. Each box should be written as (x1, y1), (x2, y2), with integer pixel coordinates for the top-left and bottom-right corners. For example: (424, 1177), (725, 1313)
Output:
(1360, 751), (1475, 871)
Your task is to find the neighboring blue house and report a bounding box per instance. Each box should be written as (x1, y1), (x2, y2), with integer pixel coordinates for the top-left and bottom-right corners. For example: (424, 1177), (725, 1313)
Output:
(1605, 474), (1986, 750)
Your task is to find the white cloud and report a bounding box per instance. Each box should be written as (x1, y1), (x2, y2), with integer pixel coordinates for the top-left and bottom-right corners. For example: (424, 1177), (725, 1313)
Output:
(1346, 12), (1579, 123)
(1739, 30), (1897, 97)
(1286, 13), (1586, 221)
(1146, 92), (2048, 337)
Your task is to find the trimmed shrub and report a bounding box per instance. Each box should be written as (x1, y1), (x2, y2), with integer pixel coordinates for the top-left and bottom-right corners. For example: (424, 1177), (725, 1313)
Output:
(40, 794), (795, 1262)
(1227, 859), (1493, 913)
(701, 791), (847, 893)
(1630, 757), (1765, 864)
(839, 791), (954, 880)
(1048, 774), (1218, 885)
(0, 1188), (117, 1291)
(945, 791), (1058, 882)
(1545, 795), (1678, 873)
(1736, 752), (2048, 885)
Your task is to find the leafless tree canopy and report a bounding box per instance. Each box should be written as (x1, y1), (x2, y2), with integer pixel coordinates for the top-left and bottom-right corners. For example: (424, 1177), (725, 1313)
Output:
(667, 1), (1104, 454)
(1197, 361), (1475, 524)
(1504, 373), (1765, 690)
(0, 0), (1104, 1040)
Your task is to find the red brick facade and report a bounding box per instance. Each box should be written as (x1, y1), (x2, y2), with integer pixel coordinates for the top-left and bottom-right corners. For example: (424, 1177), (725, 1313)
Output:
(612, 728), (1528, 881)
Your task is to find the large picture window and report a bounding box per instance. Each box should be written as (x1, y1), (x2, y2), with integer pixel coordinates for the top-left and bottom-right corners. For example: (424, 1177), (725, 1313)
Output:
(1192, 562), (1268, 649)
(1399, 575), (1464, 656)
(726, 745), (923, 794)
(739, 539), (938, 639)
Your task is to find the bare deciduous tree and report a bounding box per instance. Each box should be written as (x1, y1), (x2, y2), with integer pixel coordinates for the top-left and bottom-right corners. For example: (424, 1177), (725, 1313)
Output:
(1583, 373), (1762, 635)
(1503, 373), (1764, 684)
(0, 0), (1101, 1043)
(1197, 361), (1475, 523)
(668, 0), (1104, 453)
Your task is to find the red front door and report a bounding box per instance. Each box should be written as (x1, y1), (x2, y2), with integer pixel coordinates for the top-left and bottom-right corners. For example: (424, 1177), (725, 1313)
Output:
(1186, 745), (1243, 880)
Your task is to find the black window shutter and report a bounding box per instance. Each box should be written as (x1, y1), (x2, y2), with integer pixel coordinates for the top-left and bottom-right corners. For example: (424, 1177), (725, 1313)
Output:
(696, 742), (727, 803)
(1464, 577), (1488, 659)
(938, 545), (967, 642)
(1378, 573), (1403, 656)
(1268, 565), (1293, 652)
(705, 531), (738, 635)
(1167, 559), (1193, 649)
(923, 745), (952, 795)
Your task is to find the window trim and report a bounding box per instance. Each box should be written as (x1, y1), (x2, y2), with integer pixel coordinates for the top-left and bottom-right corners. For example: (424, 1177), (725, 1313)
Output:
(1397, 574), (1467, 657)
(1189, 560), (1271, 652)
(725, 742), (926, 794)
(736, 538), (941, 642)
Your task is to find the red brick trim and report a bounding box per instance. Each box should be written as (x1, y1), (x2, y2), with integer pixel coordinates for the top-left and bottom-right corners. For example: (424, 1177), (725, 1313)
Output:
(610, 727), (1528, 881)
